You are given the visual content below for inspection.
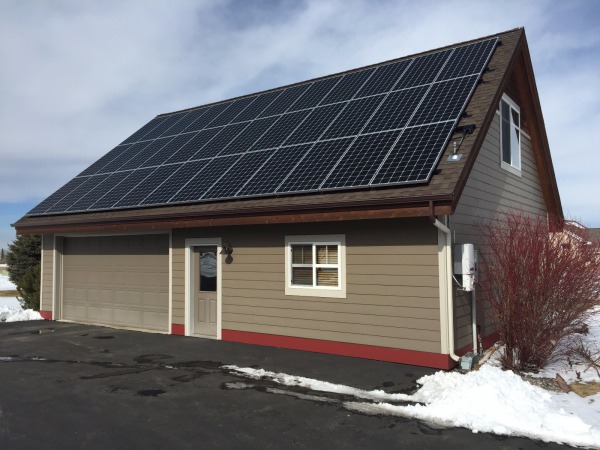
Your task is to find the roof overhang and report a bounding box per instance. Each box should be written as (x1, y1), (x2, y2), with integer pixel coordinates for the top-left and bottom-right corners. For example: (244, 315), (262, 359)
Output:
(14, 194), (453, 235)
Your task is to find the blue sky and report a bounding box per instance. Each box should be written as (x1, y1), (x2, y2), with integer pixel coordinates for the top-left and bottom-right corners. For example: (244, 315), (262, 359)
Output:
(1, 0), (599, 249)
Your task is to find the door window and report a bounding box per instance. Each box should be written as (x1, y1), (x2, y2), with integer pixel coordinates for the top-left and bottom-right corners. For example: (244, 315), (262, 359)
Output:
(200, 250), (217, 292)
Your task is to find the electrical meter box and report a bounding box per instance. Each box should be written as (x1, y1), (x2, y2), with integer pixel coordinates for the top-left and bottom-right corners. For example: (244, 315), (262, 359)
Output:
(453, 243), (477, 291)
(460, 352), (480, 370)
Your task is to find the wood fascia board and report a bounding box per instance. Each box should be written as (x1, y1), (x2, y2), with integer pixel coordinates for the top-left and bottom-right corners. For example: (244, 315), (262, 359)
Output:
(517, 35), (564, 220)
(452, 29), (525, 209)
(15, 202), (453, 235)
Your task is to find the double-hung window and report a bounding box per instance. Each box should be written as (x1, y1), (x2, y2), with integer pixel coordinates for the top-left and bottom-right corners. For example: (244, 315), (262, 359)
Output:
(285, 235), (346, 298)
(500, 94), (521, 174)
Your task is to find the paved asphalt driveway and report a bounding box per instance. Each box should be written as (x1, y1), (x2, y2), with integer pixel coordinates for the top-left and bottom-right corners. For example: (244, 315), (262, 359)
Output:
(0, 321), (569, 449)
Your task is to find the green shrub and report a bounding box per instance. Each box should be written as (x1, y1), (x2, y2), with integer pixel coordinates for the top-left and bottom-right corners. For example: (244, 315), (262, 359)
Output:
(6, 235), (41, 310)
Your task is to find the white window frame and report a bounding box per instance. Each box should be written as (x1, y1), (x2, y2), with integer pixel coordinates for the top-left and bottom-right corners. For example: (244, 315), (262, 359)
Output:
(285, 234), (346, 298)
(499, 94), (522, 176)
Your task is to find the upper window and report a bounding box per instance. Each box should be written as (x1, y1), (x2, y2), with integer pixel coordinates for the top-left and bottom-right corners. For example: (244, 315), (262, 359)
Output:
(285, 235), (346, 298)
(500, 94), (521, 174)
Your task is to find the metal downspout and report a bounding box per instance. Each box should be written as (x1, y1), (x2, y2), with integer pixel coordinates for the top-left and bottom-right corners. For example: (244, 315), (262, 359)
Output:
(430, 202), (460, 362)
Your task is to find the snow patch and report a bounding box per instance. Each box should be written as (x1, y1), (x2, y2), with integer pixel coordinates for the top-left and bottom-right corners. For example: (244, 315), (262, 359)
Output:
(0, 273), (16, 290)
(525, 305), (600, 384)
(0, 305), (43, 322)
(0, 296), (21, 308)
(223, 365), (412, 402)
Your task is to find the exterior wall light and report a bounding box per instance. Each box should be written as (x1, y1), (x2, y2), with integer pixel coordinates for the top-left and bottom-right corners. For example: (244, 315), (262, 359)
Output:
(220, 241), (233, 256)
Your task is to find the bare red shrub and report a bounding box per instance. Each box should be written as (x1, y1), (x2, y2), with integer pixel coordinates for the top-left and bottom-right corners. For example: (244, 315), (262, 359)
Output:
(476, 211), (600, 371)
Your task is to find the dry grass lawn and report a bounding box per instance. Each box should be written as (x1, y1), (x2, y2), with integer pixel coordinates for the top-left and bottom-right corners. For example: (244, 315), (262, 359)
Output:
(570, 381), (600, 398)
(0, 290), (18, 297)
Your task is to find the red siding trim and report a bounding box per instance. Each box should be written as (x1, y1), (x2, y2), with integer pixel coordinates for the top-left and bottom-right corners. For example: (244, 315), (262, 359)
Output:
(482, 331), (499, 349)
(222, 329), (454, 369)
(171, 324), (185, 335)
(456, 331), (500, 355)
(39, 310), (52, 320)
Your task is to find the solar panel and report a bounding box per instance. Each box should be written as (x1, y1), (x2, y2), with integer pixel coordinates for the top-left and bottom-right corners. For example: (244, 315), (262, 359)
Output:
(121, 137), (174, 170)
(120, 117), (166, 145)
(29, 37), (498, 216)
(219, 117), (277, 155)
(203, 150), (274, 200)
(321, 131), (402, 189)
(288, 77), (341, 112)
(140, 161), (208, 206)
(277, 138), (354, 193)
(409, 75), (478, 126)
(372, 122), (455, 184)
(140, 113), (187, 141)
(207, 96), (257, 127)
(233, 90), (282, 122)
(77, 144), (131, 176)
(114, 165), (180, 208)
(169, 155), (240, 203)
(321, 95), (385, 139)
(161, 108), (209, 137)
(164, 129), (220, 164)
(46, 175), (108, 213)
(237, 144), (312, 196)
(363, 86), (428, 134)
(181, 102), (231, 134)
(320, 68), (376, 104)
(90, 168), (155, 210)
(138, 133), (197, 168)
(356, 60), (411, 97)
(252, 110), (310, 150)
(66, 171), (131, 212)
(259, 84), (310, 117)
(284, 103), (345, 145)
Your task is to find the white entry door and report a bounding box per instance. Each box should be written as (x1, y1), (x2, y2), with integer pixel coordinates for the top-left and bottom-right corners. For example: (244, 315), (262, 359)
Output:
(193, 245), (218, 337)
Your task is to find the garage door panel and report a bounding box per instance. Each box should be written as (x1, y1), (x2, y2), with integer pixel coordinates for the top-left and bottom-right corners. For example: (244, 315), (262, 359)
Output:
(62, 234), (169, 332)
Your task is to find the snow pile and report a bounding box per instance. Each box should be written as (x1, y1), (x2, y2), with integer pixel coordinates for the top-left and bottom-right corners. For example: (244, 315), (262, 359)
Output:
(0, 273), (43, 322)
(0, 305), (43, 322)
(0, 273), (16, 290)
(348, 365), (600, 448)
(226, 364), (600, 448)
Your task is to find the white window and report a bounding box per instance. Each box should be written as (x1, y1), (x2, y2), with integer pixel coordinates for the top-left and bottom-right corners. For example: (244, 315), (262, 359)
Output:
(500, 94), (521, 174)
(285, 235), (346, 298)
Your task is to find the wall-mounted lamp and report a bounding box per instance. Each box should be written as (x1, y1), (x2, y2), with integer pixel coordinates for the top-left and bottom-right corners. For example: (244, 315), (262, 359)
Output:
(220, 241), (233, 256)
(447, 124), (476, 162)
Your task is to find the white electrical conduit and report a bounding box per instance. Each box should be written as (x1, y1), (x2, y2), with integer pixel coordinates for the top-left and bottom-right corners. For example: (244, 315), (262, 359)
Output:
(431, 217), (460, 362)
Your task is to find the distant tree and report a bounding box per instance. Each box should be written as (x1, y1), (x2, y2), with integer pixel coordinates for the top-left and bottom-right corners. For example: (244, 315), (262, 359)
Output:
(0, 248), (5, 263)
(477, 211), (600, 371)
(6, 235), (41, 310)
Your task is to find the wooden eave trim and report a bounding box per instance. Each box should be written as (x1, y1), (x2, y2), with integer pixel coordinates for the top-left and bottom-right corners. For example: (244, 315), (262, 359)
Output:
(452, 30), (563, 221)
(517, 37), (563, 220)
(452, 29), (525, 210)
(15, 198), (453, 235)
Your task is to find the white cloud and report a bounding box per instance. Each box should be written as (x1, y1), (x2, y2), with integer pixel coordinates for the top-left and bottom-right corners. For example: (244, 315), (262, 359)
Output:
(0, 0), (598, 224)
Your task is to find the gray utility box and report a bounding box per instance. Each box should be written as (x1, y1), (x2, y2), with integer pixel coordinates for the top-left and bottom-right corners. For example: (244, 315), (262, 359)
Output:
(460, 352), (480, 370)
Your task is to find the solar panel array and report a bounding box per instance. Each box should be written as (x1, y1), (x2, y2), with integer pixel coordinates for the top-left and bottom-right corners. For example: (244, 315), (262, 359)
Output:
(29, 38), (497, 216)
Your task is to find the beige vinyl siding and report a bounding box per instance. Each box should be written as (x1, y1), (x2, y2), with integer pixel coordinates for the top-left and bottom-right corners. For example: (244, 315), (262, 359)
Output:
(41, 234), (54, 312)
(452, 112), (547, 349)
(172, 218), (441, 353)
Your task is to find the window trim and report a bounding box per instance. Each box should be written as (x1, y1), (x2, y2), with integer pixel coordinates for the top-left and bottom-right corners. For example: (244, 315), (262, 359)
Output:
(285, 234), (346, 298)
(499, 94), (522, 176)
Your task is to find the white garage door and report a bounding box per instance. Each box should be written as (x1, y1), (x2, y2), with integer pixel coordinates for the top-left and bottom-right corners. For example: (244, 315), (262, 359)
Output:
(62, 234), (169, 332)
